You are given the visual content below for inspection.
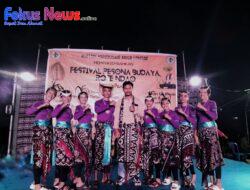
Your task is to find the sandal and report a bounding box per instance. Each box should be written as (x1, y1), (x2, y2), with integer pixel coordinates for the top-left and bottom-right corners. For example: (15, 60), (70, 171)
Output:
(40, 187), (50, 190)
(162, 177), (172, 185)
(203, 182), (213, 190)
(29, 182), (35, 190)
(210, 185), (224, 190)
(148, 179), (156, 187)
(116, 176), (125, 186)
(103, 179), (114, 185)
(184, 176), (191, 186)
(76, 184), (84, 190)
(133, 176), (142, 187)
(83, 182), (90, 189)
(62, 184), (70, 190)
(153, 181), (160, 188)
(53, 179), (60, 188)
(171, 181), (181, 190)
(73, 178), (78, 184)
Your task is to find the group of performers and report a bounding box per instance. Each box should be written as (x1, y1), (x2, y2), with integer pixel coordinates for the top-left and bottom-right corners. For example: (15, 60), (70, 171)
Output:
(26, 81), (225, 190)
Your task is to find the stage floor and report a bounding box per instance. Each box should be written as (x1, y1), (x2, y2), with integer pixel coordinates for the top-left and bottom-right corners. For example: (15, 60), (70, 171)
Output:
(0, 158), (250, 190)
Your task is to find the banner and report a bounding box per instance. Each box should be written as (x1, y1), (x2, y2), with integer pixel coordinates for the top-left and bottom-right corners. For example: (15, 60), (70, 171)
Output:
(45, 49), (177, 111)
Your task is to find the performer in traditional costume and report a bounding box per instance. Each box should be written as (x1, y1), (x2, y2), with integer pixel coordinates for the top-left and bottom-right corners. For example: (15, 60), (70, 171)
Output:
(52, 90), (74, 190)
(157, 97), (180, 190)
(175, 90), (197, 188)
(93, 83), (115, 187)
(73, 90), (94, 189)
(195, 86), (224, 190)
(114, 81), (144, 187)
(142, 93), (161, 188)
(26, 86), (57, 190)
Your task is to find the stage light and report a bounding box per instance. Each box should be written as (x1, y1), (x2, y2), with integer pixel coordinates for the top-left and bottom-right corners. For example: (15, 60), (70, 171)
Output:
(189, 75), (202, 87)
(19, 72), (36, 81)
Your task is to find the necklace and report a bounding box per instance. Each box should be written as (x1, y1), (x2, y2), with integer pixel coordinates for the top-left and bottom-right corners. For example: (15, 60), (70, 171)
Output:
(181, 104), (188, 113)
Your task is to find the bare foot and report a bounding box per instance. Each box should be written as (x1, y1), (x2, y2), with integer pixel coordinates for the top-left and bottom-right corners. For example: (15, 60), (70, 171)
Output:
(57, 182), (65, 189)
(102, 174), (108, 183)
(34, 184), (41, 190)
(216, 180), (223, 189)
(76, 179), (84, 187)
(73, 177), (78, 184)
(191, 174), (196, 186)
(156, 178), (161, 184)
(53, 178), (60, 187)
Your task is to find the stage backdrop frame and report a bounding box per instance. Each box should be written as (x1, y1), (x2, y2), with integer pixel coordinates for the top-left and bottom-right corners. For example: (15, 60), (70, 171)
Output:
(45, 49), (178, 113)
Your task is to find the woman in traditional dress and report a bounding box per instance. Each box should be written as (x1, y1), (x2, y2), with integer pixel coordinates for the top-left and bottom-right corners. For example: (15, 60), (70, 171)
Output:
(93, 83), (115, 188)
(157, 97), (180, 190)
(142, 93), (161, 188)
(195, 86), (224, 190)
(52, 90), (74, 190)
(26, 86), (57, 190)
(73, 91), (94, 189)
(175, 90), (196, 188)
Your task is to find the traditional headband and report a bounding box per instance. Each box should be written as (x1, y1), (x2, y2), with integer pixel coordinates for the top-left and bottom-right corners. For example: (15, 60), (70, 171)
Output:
(75, 86), (88, 95)
(99, 82), (114, 89)
(161, 92), (171, 103)
(60, 90), (72, 97)
(52, 82), (64, 92)
(145, 91), (154, 101)
(199, 85), (211, 91)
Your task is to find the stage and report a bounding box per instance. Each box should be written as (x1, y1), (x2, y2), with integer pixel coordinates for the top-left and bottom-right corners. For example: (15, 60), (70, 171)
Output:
(0, 158), (250, 190)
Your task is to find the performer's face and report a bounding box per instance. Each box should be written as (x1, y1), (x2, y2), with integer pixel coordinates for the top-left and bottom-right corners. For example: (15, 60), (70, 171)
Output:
(62, 95), (72, 104)
(145, 99), (154, 108)
(44, 89), (56, 102)
(161, 100), (170, 110)
(102, 87), (112, 99)
(123, 84), (133, 96)
(199, 89), (209, 102)
(79, 94), (88, 105)
(179, 92), (189, 104)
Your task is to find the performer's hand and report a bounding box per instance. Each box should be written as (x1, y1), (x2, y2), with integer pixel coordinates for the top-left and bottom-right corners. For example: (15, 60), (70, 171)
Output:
(177, 108), (185, 115)
(85, 104), (90, 110)
(197, 103), (207, 111)
(163, 154), (167, 160)
(88, 139), (92, 147)
(164, 113), (171, 120)
(74, 150), (79, 157)
(91, 127), (96, 139)
(114, 129), (120, 139)
(146, 110), (154, 116)
(221, 133), (228, 139)
(39, 102), (50, 109)
(195, 138), (200, 146)
(72, 126), (76, 134)
(62, 103), (69, 108)
(111, 144), (115, 157)
(129, 105), (135, 112)
(110, 100), (116, 106)
(44, 99), (51, 105)
(223, 135), (228, 139)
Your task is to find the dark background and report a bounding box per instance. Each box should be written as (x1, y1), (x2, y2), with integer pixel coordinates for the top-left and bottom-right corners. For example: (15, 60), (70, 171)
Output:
(0, 0), (250, 156)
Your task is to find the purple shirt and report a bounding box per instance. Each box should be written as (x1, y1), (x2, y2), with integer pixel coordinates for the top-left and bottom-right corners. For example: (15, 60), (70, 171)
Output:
(26, 101), (53, 121)
(74, 105), (94, 123)
(157, 110), (179, 128)
(175, 104), (196, 128)
(196, 100), (218, 125)
(143, 107), (159, 125)
(94, 99), (115, 125)
(51, 104), (73, 122)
